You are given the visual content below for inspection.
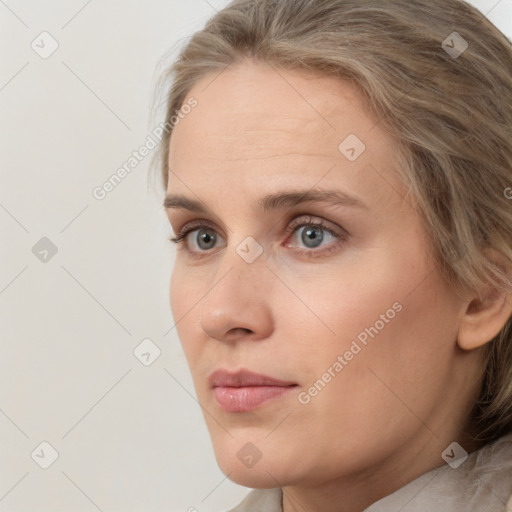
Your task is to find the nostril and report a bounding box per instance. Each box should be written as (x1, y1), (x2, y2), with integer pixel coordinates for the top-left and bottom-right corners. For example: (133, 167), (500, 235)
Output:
(225, 327), (254, 338)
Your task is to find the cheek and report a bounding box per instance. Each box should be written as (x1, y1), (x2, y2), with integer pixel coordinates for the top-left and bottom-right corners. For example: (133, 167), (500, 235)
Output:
(287, 251), (459, 425)
(276, 257), (405, 359)
(169, 262), (202, 362)
(281, 239), (459, 402)
(169, 264), (183, 319)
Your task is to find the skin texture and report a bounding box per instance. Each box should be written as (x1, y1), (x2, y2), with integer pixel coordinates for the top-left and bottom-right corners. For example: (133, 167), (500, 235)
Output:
(165, 59), (506, 512)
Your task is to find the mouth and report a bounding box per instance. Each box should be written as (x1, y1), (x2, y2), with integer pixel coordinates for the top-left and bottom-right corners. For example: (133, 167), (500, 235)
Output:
(209, 369), (299, 413)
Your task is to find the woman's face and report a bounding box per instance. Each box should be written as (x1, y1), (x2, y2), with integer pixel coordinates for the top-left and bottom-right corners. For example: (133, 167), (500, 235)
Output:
(166, 60), (483, 492)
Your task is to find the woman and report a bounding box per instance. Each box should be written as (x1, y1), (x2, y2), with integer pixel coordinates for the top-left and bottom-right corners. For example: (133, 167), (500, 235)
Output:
(153, 0), (512, 510)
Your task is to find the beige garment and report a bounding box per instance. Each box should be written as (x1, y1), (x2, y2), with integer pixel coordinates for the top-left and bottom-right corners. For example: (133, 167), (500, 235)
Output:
(228, 433), (512, 512)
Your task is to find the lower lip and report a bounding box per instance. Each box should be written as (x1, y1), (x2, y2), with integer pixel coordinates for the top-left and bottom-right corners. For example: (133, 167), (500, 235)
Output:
(213, 385), (296, 412)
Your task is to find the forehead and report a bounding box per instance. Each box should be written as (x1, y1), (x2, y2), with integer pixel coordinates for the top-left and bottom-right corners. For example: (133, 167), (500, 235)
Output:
(167, 59), (400, 204)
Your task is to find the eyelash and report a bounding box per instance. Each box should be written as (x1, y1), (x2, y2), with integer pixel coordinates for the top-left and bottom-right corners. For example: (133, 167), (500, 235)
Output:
(169, 216), (347, 258)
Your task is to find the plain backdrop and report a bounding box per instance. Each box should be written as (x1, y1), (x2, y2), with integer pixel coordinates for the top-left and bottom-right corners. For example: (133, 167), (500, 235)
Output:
(1, 1), (511, 511)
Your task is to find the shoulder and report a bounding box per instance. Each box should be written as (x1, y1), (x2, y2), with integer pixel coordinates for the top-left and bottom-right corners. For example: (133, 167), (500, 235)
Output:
(226, 488), (282, 512)
(470, 433), (512, 512)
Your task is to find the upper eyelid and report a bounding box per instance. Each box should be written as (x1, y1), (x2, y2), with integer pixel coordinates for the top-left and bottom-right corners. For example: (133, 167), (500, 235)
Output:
(286, 215), (344, 234)
(174, 215), (337, 234)
(172, 218), (219, 238)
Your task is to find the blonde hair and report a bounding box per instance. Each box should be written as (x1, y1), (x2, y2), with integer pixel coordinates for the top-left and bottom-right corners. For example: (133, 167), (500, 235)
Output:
(152, 0), (512, 445)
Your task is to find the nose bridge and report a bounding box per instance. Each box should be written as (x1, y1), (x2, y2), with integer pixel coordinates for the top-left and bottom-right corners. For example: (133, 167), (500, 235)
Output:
(212, 234), (268, 298)
(199, 241), (272, 341)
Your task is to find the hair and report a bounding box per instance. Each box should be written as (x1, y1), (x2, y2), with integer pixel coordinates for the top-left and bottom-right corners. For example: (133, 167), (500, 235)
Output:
(151, 0), (512, 446)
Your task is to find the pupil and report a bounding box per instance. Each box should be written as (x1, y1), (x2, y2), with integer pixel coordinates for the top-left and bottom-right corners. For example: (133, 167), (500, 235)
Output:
(302, 226), (323, 248)
(198, 229), (216, 250)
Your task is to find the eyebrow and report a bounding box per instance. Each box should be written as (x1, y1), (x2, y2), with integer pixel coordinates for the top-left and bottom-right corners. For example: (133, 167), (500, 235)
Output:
(163, 189), (367, 213)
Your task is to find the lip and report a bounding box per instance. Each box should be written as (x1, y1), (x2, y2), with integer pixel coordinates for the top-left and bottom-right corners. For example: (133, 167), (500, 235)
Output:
(209, 369), (298, 412)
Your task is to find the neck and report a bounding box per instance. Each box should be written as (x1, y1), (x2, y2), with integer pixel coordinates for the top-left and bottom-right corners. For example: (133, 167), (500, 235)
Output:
(280, 431), (462, 512)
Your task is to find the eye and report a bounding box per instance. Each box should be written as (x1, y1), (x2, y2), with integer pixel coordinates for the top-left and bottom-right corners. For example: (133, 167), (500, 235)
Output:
(169, 215), (347, 258)
(285, 216), (345, 255)
(293, 224), (332, 248)
(170, 225), (225, 253)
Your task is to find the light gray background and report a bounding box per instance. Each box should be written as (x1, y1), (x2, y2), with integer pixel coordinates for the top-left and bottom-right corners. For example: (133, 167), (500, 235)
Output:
(1, 1), (511, 511)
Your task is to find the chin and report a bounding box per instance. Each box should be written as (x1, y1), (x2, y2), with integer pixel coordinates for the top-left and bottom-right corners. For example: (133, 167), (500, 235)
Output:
(223, 466), (280, 489)
(211, 437), (298, 489)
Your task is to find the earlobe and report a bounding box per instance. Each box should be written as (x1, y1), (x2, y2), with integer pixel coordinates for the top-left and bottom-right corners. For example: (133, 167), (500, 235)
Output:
(457, 287), (512, 351)
(458, 249), (512, 351)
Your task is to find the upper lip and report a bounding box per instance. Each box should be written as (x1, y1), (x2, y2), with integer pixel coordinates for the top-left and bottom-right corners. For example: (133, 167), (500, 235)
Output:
(209, 369), (297, 388)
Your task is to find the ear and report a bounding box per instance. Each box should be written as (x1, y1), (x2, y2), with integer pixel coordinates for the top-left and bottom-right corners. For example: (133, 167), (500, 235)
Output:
(457, 251), (512, 351)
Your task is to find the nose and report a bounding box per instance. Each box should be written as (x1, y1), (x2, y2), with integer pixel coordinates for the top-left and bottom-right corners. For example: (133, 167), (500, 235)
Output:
(199, 251), (274, 343)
